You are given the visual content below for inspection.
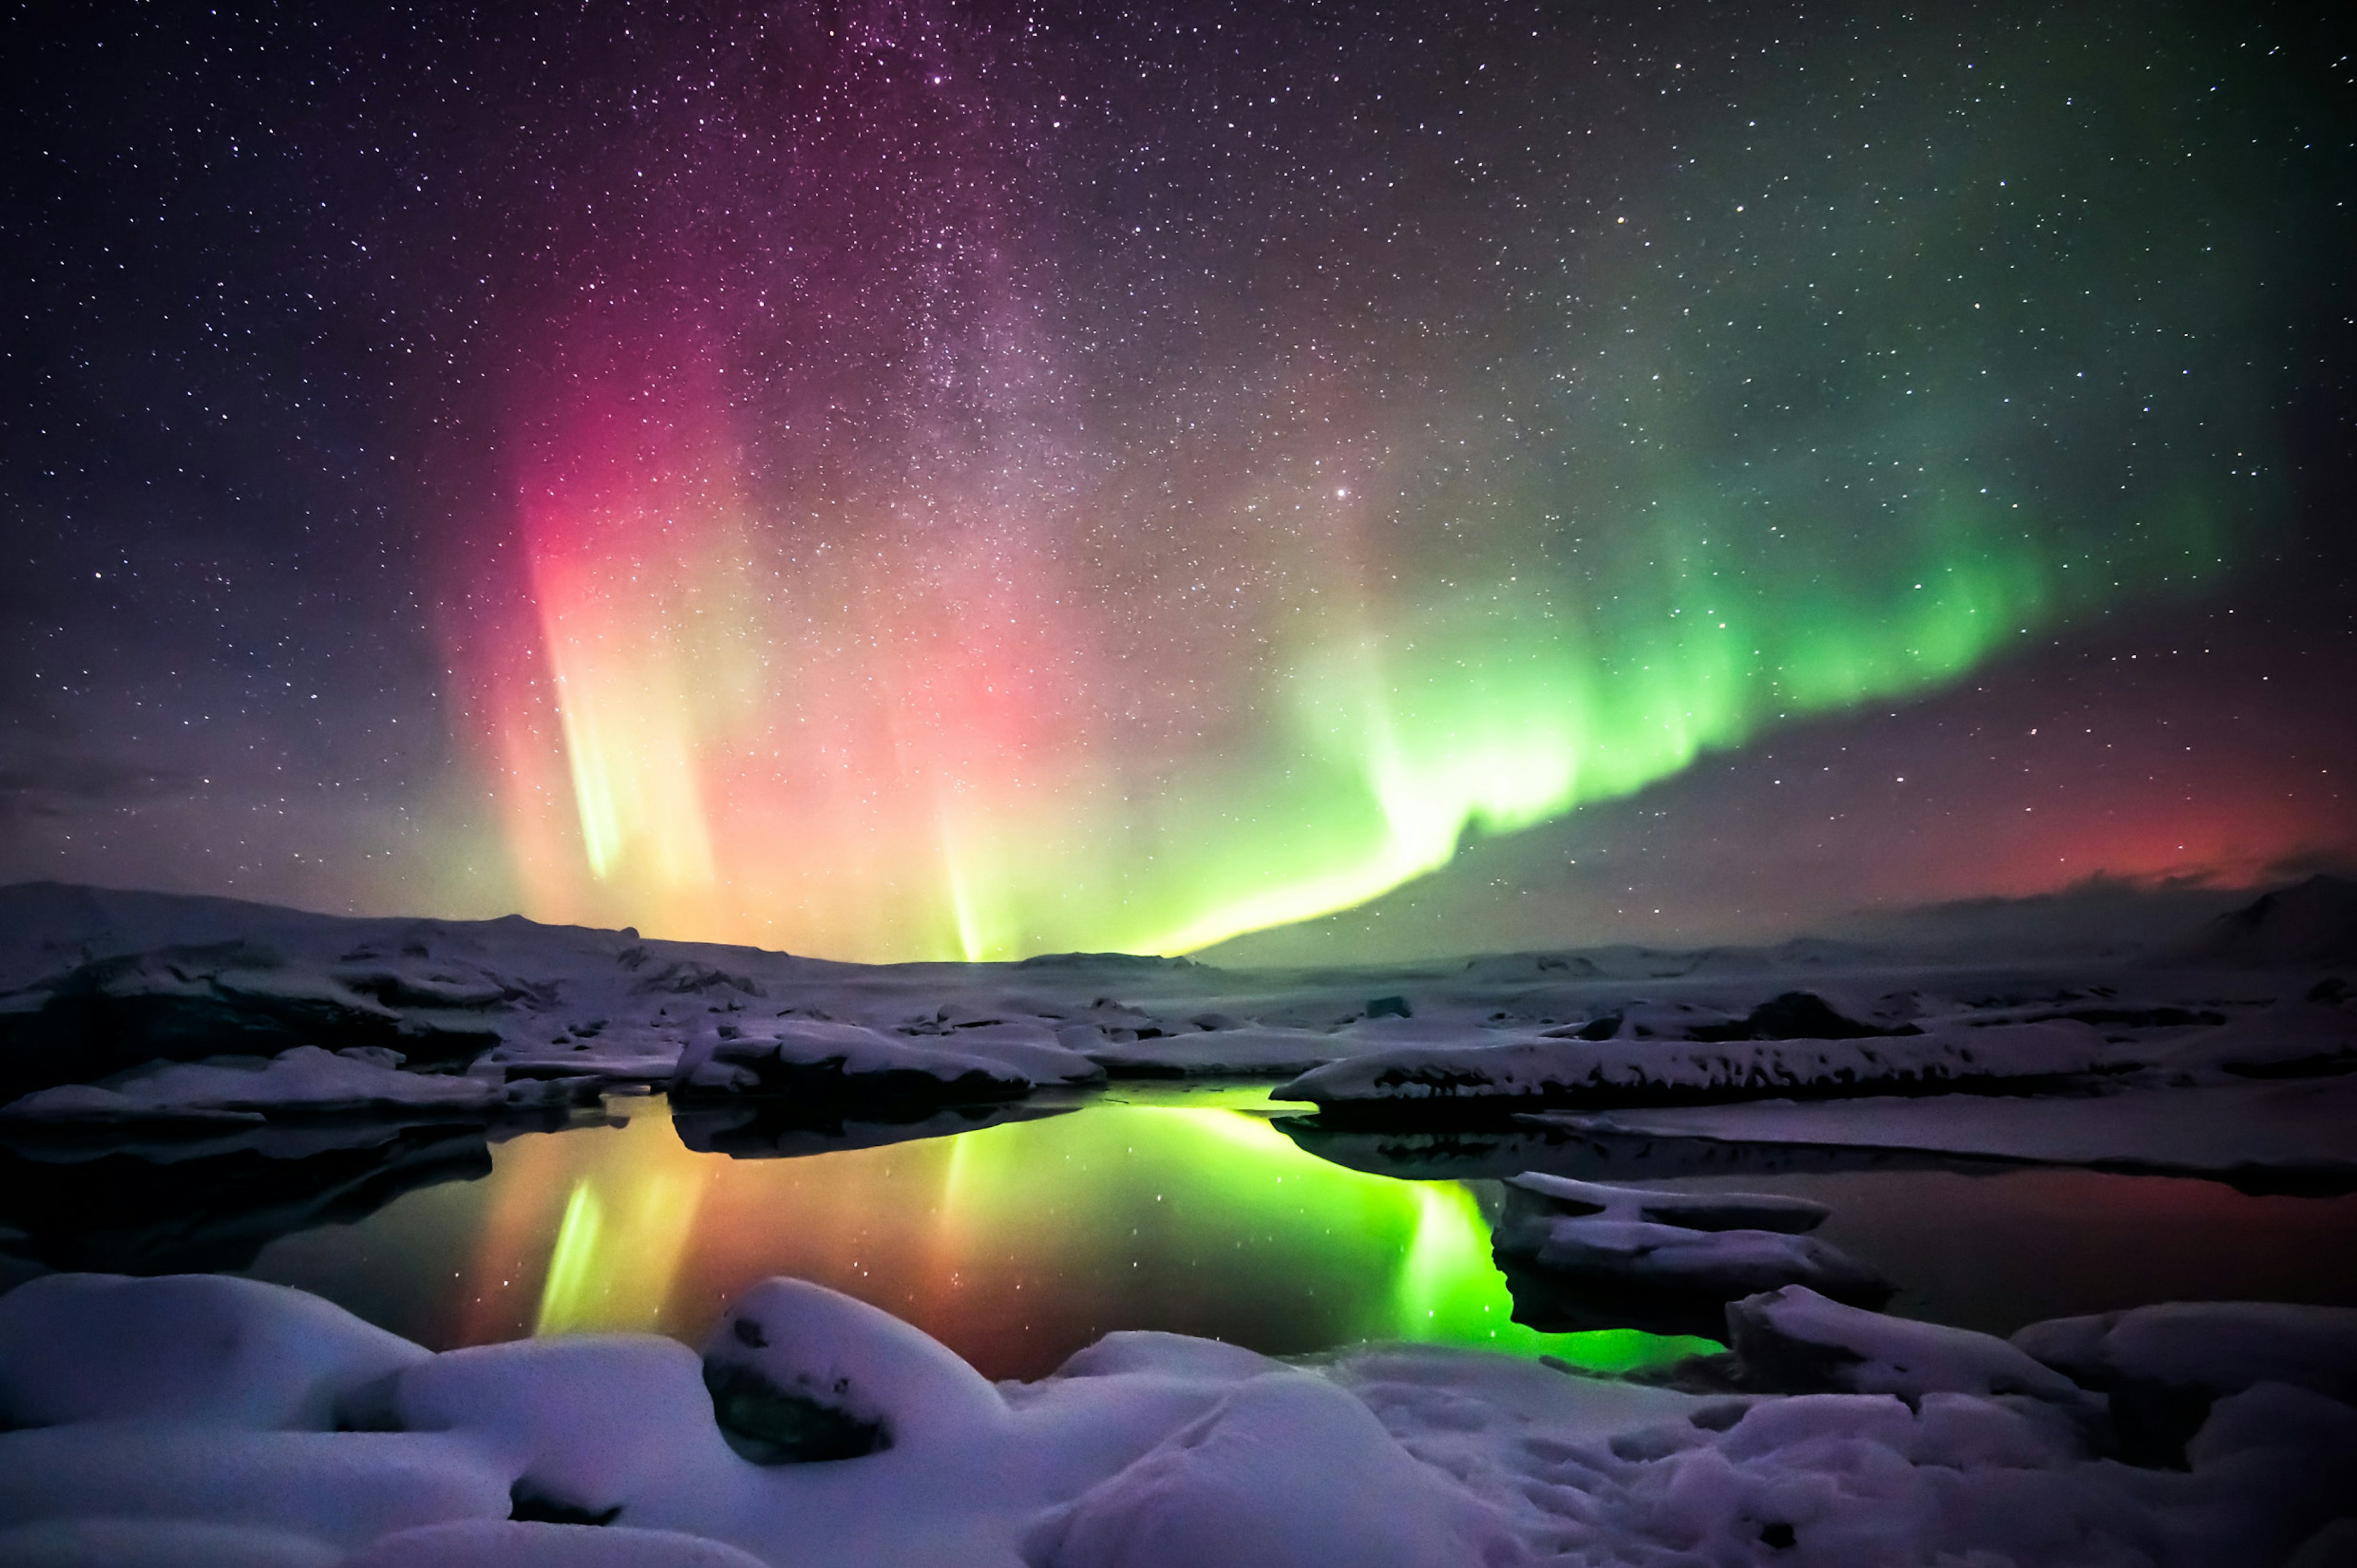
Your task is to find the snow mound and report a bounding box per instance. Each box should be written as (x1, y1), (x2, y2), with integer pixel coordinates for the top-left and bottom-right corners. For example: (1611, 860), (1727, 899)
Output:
(3, 1271), (2354, 1566)
(390, 1334), (738, 1521)
(1026, 1373), (1513, 1568)
(0, 1272), (427, 1431)
(1274, 1020), (2118, 1117)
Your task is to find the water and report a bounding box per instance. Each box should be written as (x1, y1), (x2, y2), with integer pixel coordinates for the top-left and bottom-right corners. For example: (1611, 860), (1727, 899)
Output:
(4, 1084), (2353, 1380)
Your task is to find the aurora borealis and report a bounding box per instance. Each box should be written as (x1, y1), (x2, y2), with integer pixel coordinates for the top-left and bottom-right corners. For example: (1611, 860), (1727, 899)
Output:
(2, 1), (2351, 959)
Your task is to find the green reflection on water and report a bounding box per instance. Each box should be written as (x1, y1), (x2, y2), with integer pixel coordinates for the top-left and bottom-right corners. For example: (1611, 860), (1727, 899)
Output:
(528, 1094), (1716, 1375)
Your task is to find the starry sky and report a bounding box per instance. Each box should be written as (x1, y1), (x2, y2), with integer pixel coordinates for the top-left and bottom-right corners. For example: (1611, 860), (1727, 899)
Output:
(3, 0), (2351, 962)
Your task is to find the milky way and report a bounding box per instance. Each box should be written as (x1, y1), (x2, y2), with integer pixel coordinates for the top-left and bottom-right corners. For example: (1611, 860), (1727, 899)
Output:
(4, 1), (2350, 958)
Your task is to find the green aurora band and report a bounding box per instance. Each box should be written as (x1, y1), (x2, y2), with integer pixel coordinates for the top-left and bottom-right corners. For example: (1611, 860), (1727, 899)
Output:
(460, 2), (2313, 962)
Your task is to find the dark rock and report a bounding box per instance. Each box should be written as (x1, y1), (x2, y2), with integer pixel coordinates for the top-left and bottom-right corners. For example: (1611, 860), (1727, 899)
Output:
(703, 1359), (889, 1464)
(509, 1481), (621, 1526)
(1687, 991), (1915, 1043)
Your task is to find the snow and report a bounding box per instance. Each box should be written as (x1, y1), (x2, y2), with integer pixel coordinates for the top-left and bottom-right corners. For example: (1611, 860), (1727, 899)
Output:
(675, 1019), (1042, 1106)
(1272, 1020), (2121, 1116)
(2151, 1001), (2357, 1078)
(0, 1272), (427, 1430)
(0, 1421), (511, 1550)
(344, 1521), (773, 1567)
(3, 1270), (2353, 1566)
(2012, 1301), (2357, 1405)
(1024, 1372), (1514, 1568)
(0, 1516), (346, 1568)
(1504, 1171), (1835, 1232)
(7, 882), (2351, 1153)
(1493, 1176), (1887, 1321)
(0, 1046), (506, 1124)
(1531, 1076), (2357, 1183)
(5, 883), (2355, 1558)
(1075, 1024), (1342, 1078)
(1726, 1285), (2092, 1406)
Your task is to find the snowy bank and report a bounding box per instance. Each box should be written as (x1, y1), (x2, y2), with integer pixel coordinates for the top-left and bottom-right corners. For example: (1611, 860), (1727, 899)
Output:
(5, 882), (2351, 1146)
(2, 1271), (2354, 1566)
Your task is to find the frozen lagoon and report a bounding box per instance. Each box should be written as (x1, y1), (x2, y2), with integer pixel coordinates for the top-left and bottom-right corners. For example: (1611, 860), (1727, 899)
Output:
(2, 881), (2355, 1562)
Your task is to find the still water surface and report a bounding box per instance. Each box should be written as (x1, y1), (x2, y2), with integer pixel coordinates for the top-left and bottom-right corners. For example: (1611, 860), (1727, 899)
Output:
(238, 1087), (1715, 1378)
(195, 1084), (2357, 1380)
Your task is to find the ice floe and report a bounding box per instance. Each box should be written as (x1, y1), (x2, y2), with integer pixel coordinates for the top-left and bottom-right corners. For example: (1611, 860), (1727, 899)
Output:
(1492, 1175), (1885, 1338)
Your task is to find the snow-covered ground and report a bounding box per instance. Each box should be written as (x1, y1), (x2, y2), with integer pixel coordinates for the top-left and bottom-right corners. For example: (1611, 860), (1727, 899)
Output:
(0, 1270), (2351, 1567)
(4, 881), (2351, 1170)
(3, 879), (2355, 1560)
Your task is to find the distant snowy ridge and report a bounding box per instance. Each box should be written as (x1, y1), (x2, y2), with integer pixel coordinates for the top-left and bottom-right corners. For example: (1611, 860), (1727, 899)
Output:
(3, 881), (2349, 1136)
(2176, 873), (2357, 968)
(1272, 1019), (2121, 1119)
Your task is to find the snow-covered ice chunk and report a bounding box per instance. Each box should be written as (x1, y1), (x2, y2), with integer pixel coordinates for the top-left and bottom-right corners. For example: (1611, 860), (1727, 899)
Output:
(1273, 1020), (2119, 1116)
(1727, 1285), (2089, 1405)
(1501, 1216), (1887, 1318)
(1504, 1171), (1832, 1233)
(676, 1020), (1035, 1108)
(2013, 1300), (2357, 1466)
(0, 1273), (428, 1431)
(1493, 1174), (1884, 1337)
(2013, 1300), (2357, 1406)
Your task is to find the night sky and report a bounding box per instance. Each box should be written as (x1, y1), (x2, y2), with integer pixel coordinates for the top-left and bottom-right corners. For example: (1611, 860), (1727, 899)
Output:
(3, 1), (2351, 962)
